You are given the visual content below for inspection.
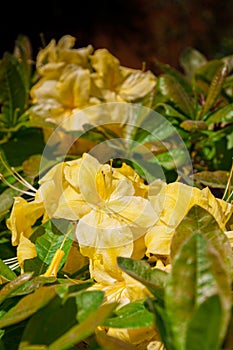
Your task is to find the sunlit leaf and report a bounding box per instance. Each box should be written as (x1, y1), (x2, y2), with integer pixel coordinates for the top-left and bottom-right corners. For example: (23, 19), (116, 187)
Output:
(76, 290), (104, 323)
(170, 205), (233, 276)
(0, 273), (33, 305)
(36, 224), (73, 269)
(157, 75), (195, 118)
(201, 63), (228, 117)
(0, 286), (56, 328)
(103, 300), (154, 329)
(180, 120), (207, 132)
(185, 295), (222, 350)
(206, 103), (233, 125)
(166, 233), (232, 349)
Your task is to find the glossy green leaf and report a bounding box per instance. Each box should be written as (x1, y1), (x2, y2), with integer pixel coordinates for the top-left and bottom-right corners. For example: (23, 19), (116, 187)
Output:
(201, 63), (228, 117)
(4, 276), (56, 298)
(206, 103), (233, 125)
(153, 148), (188, 170)
(0, 273), (33, 305)
(180, 120), (207, 132)
(155, 103), (187, 121)
(13, 34), (32, 92)
(0, 258), (17, 282)
(157, 75), (195, 118)
(24, 257), (48, 276)
(195, 59), (224, 83)
(36, 225), (73, 269)
(76, 290), (104, 323)
(166, 233), (232, 350)
(170, 205), (233, 277)
(154, 58), (192, 94)
(19, 296), (77, 348)
(193, 170), (232, 188)
(180, 47), (207, 81)
(185, 295), (222, 350)
(0, 53), (27, 127)
(117, 256), (168, 301)
(0, 286), (56, 328)
(103, 300), (154, 329)
(47, 302), (117, 350)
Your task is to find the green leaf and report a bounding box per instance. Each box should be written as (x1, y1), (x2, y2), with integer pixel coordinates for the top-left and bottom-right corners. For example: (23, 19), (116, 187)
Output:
(166, 233), (232, 350)
(76, 290), (104, 323)
(103, 300), (154, 329)
(201, 63), (228, 117)
(180, 48), (207, 81)
(36, 224), (73, 269)
(0, 286), (56, 328)
(13, 34), (32, 92)
(185, 295), (222, 350)
(154, 103), (187, 121)
(47, 302), (117, 350)
(19, 296), (77, 348)
(180, 120), (207, 132)
(0, 53), (27, 127)
(149, 300), (175, 350)
(3, 276), (56, 298)
(157, 75), (195, 118)
(0, 273), (33, 305)
(154, 58), (192, 94)
(170, 205), (233, 278)
(195, 59), (224, 83)
(206, 103), (233, 125)
(153, 148), (188, 170)
(0, 258), (17, 282)
(193, 170), (232, 189)
(24, 257), (48, 276)
(117, 257), (168, 301)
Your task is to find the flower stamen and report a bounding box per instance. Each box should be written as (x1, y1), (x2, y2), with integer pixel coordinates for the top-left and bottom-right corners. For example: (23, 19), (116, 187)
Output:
(0, 174), (36, 197)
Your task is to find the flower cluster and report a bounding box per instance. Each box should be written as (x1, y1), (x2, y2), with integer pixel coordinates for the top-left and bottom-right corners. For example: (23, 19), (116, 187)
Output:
(29, 35), (157, 154)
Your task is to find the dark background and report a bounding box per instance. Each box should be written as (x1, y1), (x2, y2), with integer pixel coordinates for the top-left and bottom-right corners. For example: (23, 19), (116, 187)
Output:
(1, 0), (233, 70)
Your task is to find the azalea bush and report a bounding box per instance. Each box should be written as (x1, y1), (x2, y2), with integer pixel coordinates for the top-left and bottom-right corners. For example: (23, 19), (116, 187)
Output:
(0, 34), (233, 350)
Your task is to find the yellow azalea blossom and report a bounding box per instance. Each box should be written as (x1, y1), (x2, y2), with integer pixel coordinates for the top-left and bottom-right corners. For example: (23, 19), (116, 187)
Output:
(6, 194), (45, 246)
(29, 35), (156, 155)
(145, 181), (233, 256)
(90, 272), (161, 349)
(17, 234), (37, 271)
(37, 153), (157, 282)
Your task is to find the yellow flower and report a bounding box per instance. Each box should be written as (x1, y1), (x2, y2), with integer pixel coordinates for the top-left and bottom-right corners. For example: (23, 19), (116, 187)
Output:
(37, 153), (157, 282)
(6, 194), (45, 246)
(29, 35), (157, 155)
(145, 181), (233, 256)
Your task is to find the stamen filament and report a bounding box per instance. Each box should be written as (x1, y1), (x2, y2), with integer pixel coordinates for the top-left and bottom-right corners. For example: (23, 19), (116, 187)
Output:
(3, 257), (18, 263)
(0, 174), (36, 197)
(11, 167), (37, 193)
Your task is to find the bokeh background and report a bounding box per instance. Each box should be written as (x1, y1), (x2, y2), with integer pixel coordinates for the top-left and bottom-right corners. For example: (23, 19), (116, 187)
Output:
(1, 0), (233, 69)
